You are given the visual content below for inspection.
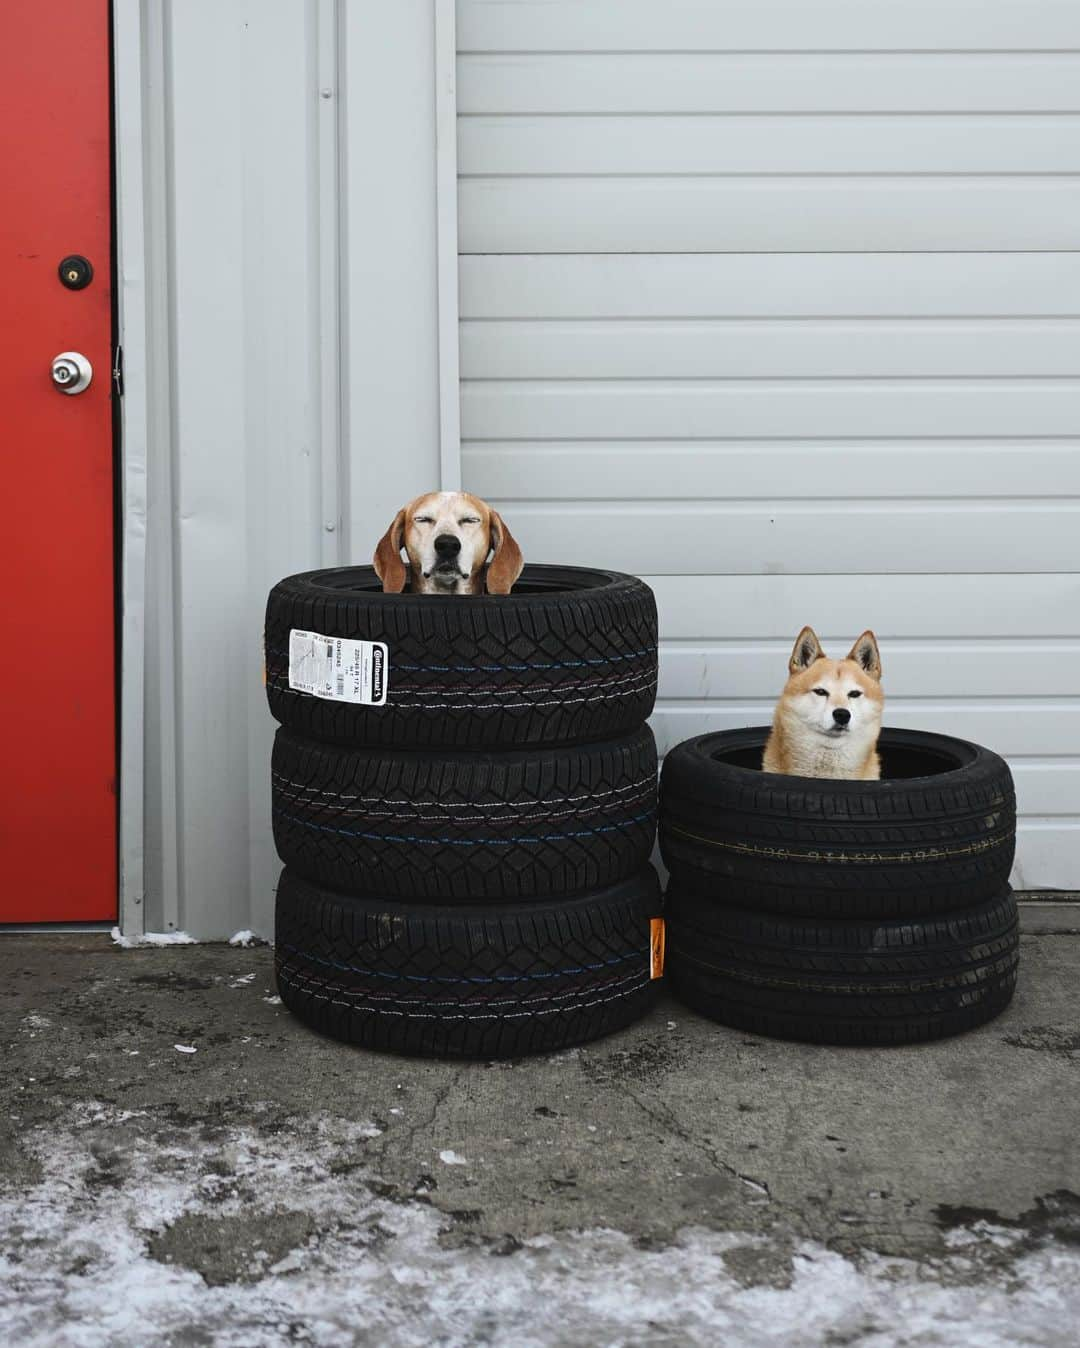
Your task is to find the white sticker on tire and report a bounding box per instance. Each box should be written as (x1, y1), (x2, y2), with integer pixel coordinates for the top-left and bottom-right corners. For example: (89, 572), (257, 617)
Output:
(288, 629), (388, 705)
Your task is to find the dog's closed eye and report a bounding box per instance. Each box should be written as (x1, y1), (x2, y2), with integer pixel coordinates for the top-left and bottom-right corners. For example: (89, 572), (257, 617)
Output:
(373, 491), (524, 596)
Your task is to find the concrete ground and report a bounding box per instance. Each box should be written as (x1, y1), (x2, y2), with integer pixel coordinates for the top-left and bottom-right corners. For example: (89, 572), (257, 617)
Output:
(2, 912), (1079, 1347)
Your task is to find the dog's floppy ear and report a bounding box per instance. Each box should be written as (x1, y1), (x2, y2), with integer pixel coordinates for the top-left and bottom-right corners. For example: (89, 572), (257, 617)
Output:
(485, 510), (524, 595)
(373, 508), (408, 593)
(789, 626), (825, 675)
(846, 630), (882, 682)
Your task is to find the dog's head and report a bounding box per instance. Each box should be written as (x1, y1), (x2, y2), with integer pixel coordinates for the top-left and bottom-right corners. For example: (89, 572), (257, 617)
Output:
(778, 626), (884, 744)
(372, 491), (524, 596)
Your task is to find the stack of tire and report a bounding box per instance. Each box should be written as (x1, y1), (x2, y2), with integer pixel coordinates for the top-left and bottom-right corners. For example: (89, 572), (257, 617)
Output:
(659, 727), (1020, 1045)
(264, 564), (662, 1058)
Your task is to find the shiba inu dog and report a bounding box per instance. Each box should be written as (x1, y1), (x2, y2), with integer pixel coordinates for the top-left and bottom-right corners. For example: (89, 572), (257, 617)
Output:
(763, 627), (884, 780)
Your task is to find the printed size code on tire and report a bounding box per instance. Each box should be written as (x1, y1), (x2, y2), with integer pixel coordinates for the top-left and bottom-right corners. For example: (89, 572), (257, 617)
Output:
(288, 630), (388, 706)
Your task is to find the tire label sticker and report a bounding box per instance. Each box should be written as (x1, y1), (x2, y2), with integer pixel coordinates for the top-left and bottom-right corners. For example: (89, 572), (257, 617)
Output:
(650, 917), (665, 980)
(287, 629), (389, 706)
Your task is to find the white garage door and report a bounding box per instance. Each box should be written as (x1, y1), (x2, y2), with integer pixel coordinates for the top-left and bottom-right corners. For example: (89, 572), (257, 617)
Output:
(456, 0), (1080, 889)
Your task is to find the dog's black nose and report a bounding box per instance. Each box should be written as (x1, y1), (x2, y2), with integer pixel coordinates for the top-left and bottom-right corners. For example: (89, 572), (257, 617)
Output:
(434, 533), (461, 557)
(833, 707), (851, 726)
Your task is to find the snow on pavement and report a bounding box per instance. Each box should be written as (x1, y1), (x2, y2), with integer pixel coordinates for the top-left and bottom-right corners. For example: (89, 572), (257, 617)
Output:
(110, 929), (198, 949)
(1, 1102), (1078, 1348)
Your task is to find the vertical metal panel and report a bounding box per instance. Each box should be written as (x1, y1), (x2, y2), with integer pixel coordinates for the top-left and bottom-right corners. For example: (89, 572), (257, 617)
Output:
(340, 1), (444, 561)
(118, 0), (452, 938)
(436, 0), (462, 491)
(316, 0), (344, 568)
(166, 0), (324, 937)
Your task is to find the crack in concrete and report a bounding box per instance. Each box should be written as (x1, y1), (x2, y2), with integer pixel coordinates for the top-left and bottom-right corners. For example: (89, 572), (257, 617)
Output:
(602, 1071), (773, 1206)
(366, 1066), (469, 1210)
(399, 1068), (464, 1157)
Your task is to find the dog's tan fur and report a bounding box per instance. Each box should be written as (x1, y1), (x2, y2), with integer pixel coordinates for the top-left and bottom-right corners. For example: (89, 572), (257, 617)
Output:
(763, 627), (884, 780)
(373, 491), (524, 596)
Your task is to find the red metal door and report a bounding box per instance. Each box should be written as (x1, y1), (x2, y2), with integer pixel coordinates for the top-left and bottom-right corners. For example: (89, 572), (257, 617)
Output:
(0, 3), (116, 922)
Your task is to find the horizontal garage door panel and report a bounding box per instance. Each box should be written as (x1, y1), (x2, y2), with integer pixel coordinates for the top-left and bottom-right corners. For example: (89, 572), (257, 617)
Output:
(496, 502), (1077, 575)
(465, 444), (1080, 500)
(463, 380), (1080, 439)
(658, 643), (1080, 701)
(458, 55), (1080, 115)
(644, 574), (1080, 639)
(458, 1), (1080, 52)
(1012, 822), (1080, 889)
(461, 116), (1080, 176)
(461, 322), (1080, 379)
(460, 254), (1080, 319)
(650, 705), (1080, 762)
(460, 179), (1080, 254)
(1007, 773), (1080, 813)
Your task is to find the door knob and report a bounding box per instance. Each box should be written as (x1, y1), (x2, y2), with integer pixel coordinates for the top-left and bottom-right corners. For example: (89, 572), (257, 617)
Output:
(51, 351), (93, 395)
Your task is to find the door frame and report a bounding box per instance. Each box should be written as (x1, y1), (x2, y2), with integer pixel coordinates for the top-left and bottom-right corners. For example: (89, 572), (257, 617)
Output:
(113, 0), (171, 941)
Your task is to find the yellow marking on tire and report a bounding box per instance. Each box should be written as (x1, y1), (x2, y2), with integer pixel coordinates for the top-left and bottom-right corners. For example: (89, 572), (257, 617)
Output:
(665, 827), (1012, 865)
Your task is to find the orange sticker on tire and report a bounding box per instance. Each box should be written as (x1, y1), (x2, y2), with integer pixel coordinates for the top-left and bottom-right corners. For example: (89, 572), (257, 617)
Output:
(650, 917), (665, 980)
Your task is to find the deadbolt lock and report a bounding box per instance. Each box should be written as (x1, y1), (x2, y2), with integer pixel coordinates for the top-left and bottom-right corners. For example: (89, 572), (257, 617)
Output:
(58, 255), (93, 290)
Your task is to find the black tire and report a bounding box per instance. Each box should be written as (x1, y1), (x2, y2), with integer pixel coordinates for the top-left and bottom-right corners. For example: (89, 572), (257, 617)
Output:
(666, 886), (1019, 1046)
(275, 867), (662, 1059)
(272, 725), (658, 900)
(660, 727), (1015, 920)
(264, 564), (658, 750)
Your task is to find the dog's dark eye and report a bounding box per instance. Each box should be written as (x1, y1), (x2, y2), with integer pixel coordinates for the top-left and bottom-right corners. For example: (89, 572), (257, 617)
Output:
(459, 517), (480, 526)
(812, 688), (828, 697)
(849, 690), (863, 699)
(414, 516), (434, 524)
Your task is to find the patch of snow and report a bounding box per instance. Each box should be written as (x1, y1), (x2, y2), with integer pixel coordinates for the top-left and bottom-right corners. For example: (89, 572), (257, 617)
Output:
(438, 1150), (468, 1167)
(262, 995), (282, 1006)
(2, 1103), (1080, 1348)
(173, 1045), (197, 1055)
(229, 974), (257, 988)
(111, 928), (197, 949)
(945, 1221), (1025, 1251)
(229, 930), (266, 948)
(314, 1117), (383, 1143)
(268, 1250), (305, 1276)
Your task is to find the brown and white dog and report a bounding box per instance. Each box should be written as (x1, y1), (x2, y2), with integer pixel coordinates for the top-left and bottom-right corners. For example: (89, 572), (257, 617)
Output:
(763, 627), (884, 780)
(373, 491), (524, 596)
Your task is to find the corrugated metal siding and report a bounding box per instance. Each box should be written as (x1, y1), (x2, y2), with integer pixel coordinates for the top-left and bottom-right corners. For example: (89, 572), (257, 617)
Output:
(457, 0), (1080, 888)
(134, 1), (444, 938)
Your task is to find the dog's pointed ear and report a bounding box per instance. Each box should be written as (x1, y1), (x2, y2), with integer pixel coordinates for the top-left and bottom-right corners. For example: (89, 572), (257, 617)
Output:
(846, 630), (882, 682)
(373, 508), (408, 593)
(485, 510), (524, 595)
(789, 626), (825, 675)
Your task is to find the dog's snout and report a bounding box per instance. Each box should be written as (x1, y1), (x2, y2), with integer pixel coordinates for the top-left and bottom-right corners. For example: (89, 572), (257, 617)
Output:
(434, 533), (461, 558)
(832, 707), (851, 726)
